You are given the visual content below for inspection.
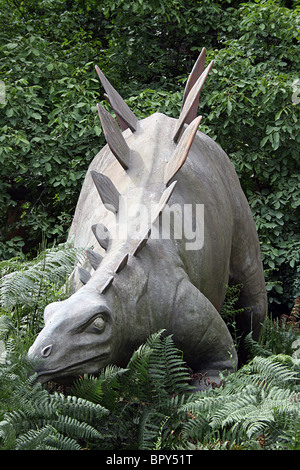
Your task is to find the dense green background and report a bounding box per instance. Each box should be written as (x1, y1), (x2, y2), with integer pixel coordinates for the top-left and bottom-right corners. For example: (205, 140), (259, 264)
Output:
(0, 0), (299, 311)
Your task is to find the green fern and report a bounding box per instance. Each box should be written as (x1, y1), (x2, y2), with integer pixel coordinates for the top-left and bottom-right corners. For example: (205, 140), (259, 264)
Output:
(70, 331), (194, 450)
(72, 366), (126, 411)
(0, 343), (109, 450)
(0, 385), (109, 450)
(220, 283), (245, 348)
(0, 241), (86, 340)
(0, 240), (86, 310)
(178, 355), (299, 450)
(245, 316), (299, 359)
(15, 426), (82, 450)
(138, 409), (167, 450)
(1, 324), (299, 450)
(220, 284), (245, 320)
(148, 333), (192, 396)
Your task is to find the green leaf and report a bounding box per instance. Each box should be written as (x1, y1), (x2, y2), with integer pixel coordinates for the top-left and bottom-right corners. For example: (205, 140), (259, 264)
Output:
(260, 136), (269, 147)
(31, 47), (40, 56)
(5, 42), (18, 50)
(95, 126), (102, 136)
(273, 132), (279, 143)
(31, 112), (42, 120)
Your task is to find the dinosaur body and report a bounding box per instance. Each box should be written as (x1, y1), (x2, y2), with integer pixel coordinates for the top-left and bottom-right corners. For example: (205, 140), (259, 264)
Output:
(28, 49), (267, 383)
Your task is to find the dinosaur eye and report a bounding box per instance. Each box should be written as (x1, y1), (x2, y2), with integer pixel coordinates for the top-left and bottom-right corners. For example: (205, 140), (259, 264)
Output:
(92, 316), (106, 332)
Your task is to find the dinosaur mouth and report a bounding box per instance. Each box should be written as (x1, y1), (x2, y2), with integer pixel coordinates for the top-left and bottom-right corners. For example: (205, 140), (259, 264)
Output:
(33, 353), (110, 383)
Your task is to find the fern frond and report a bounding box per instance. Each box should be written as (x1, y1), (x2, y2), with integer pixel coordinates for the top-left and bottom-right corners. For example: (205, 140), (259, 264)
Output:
(210, 393), (258, 430)
(220, 283), (245, 320)
(71, 374), (104, 404)
(0, 420), (16, 450)
(43, 432), (82, 450)
(244, 331), (272, 357)
(53, 392), (109, 421)
(138, 409), (167, 450)
(122, 330), (165, 401)
(246, 316), (299, 358)
(180, 413), (210, 443)
(249, 356), (298, 391)
(15, 425), (58, 450)
(1, 410), (30, 436)
(273, 416), (300, 450)
(179, 387), (234, 416)
(46, 415), (103, 442)
(14, 424), (84, 450)
(0, 241), (86, 310)
(71, 366), (127, 413)
(148, 334), (192, 396)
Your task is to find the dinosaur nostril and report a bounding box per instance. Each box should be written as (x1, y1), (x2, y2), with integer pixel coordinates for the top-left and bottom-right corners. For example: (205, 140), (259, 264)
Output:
(42, 344), (52, 358)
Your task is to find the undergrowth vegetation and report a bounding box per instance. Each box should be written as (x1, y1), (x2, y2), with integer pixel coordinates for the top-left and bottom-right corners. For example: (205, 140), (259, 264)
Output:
(0, 244), (299, 450)
(0, 0), (299, 310)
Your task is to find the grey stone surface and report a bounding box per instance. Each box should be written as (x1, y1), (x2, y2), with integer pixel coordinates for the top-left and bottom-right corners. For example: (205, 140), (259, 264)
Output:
(28, 50), (267, 383)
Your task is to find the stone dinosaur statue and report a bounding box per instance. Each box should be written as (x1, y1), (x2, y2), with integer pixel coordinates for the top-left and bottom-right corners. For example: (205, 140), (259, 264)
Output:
(28, 48), (267, 383)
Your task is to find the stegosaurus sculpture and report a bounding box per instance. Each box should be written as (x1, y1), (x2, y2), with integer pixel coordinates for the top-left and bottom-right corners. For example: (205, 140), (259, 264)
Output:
(28, 48), (267, 384)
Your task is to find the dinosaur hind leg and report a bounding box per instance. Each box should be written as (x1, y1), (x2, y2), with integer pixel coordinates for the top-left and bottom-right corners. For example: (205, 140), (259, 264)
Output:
(229, 220), (268, 363)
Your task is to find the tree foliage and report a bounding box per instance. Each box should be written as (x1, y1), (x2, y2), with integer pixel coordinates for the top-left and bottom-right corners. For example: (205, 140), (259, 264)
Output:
(0, 0), (299, 308)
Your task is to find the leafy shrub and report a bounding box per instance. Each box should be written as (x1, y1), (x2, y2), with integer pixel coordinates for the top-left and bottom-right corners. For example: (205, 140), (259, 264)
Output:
(0, 29), (105, 256)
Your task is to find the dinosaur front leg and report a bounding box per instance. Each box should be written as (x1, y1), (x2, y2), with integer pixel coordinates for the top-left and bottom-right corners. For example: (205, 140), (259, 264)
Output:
(171, 278), (238, 381)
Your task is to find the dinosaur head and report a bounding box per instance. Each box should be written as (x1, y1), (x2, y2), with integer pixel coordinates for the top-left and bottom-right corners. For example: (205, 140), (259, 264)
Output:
(27, 288), (119, 383)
